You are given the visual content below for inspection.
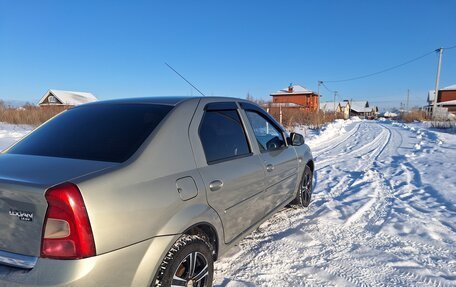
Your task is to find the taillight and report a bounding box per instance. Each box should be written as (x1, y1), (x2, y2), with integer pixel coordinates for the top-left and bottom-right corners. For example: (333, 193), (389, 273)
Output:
(41, 182), (96, 259)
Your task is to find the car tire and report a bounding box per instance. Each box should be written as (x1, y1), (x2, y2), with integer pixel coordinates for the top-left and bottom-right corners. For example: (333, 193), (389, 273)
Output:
(291, 165), (313, 207)
(153, 234), (214, 287)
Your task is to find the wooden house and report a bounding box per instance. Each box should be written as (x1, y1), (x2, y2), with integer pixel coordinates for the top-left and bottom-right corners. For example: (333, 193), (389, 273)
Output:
(38, 90), (97, 108)
(349, 101), (377, 118)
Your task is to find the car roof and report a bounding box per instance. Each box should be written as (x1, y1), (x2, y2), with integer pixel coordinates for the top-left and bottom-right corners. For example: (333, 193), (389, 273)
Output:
(84, 96), (197, 106)
(80, 96), (248, 107)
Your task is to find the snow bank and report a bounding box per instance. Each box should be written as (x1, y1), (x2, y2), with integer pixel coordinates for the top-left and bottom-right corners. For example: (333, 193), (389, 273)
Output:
(294, 117), (361, 149)
(0, 123), (33, 151)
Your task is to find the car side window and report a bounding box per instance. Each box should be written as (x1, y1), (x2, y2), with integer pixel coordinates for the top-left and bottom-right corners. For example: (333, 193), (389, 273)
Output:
(245, 111), (285, 152)
(199, 109), (251, 164)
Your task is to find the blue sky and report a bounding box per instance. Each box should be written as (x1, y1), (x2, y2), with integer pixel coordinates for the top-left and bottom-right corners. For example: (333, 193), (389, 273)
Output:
(0, 0), (455, 109)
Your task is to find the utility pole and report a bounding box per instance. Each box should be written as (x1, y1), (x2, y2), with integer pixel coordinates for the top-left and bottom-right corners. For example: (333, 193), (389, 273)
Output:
(333, 91), (338, 115)
(317, 81), (322, 111)
(279, 103), (283, 125)
(432, 48), (443, 118)
(317, 81), (322, 126)
(406, 89), (410, 111)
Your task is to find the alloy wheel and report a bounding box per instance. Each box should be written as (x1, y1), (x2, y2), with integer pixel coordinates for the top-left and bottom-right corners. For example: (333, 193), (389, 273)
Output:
(172, 252), (209, 287)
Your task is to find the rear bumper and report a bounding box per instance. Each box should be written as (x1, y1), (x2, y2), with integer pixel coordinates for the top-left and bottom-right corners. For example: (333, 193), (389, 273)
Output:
(0, 234), (180, 287)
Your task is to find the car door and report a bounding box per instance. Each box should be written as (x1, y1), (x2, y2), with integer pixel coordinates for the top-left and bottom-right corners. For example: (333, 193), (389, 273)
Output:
(189, 100), (267, 244)
(240, 103), (299, 212)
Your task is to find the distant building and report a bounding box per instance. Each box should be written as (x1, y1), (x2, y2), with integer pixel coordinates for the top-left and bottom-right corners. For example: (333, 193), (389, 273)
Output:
(320, 101), (351, 119)
(349, 101), (377, 118)
(339, 101), (351, 119)
(427, 84), (456, 114)
(38, 90), (97, 107)
(320, 101), (342, 113)
(270, 84), (319, 112)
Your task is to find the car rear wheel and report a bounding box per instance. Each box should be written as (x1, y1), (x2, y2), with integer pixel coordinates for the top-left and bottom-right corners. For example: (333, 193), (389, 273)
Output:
(153, 235), (214, 287)
(291, 165), (313, 207)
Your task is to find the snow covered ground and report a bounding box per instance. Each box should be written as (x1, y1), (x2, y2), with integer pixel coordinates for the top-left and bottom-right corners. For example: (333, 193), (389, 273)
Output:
(0, 121), (455, 286)
(0, 124), (32, 151)
(214, 119), (456, 287)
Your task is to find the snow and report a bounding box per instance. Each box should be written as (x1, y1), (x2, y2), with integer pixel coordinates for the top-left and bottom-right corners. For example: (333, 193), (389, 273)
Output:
(441, 84), (456, 91)
(271, 85), (314, 95)
(214, 119), (456, 286)
(350, 101), (372, 113)
(320, 102), (339, 112)
(0, 123), (33, 151)
(383, 112), (398, 118)
(1, 121), (455, 286)
(439, 99), (456, 106)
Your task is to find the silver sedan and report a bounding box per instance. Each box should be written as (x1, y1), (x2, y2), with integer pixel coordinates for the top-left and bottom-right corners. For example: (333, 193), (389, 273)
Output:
(0, 96), (314, 287)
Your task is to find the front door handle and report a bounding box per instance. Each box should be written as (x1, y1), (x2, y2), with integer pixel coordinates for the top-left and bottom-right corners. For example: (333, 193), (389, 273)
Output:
(209, 180), (223, 192)
(266, 164), (274, 172)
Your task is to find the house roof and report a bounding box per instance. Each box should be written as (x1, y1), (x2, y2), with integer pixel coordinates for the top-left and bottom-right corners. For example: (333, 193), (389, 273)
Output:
(320, 101), (340, 112)
(38, 89), (98, 106)
(350, 101), (370, 112)
(270, 85), (315, 96)
(438, 99), (456, 106)
(441, 84), (456, 91)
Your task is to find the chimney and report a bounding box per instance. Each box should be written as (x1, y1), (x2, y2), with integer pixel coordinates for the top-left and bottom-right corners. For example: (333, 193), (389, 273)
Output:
(288, 83), (293, 93)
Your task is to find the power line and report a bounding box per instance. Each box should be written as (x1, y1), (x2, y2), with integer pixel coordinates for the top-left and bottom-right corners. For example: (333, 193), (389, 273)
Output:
(324, 49), (436, 83)
(443, 44), (456, 50)
(321, 82), (335, 93)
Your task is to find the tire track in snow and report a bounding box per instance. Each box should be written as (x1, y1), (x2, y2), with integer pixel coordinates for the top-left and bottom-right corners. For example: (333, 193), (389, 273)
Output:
(312, 123), (362, 158)
(315, 124), (390, 172)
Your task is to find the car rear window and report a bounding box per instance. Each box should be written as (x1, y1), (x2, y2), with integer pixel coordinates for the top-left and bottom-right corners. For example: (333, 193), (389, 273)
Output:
(7, 104), (173, 163)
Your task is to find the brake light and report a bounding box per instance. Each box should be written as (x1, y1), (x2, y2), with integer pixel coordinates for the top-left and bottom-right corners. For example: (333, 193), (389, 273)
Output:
(41, 182), (96, 259)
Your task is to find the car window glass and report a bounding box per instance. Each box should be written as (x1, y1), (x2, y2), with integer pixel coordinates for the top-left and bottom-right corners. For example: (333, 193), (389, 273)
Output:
(199, 109), (250, 163)
(245, 111), (285, 152)
(8, 104), (172, 163)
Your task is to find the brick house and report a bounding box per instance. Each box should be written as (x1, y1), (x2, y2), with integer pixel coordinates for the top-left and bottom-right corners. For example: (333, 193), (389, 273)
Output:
(270, 84), (319, 112)
(428, 84), (456, 114)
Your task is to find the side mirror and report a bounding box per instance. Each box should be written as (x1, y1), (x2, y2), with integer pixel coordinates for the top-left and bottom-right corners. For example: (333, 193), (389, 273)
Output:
(289, 132), (304, 146)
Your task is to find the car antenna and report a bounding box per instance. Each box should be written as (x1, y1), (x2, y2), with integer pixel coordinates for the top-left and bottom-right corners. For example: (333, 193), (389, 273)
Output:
(165, 62), (206, 97)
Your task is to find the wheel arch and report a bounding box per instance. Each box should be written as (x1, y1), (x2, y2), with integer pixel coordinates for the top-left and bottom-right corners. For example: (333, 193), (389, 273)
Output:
(183, 222), (220, 260)
(154, 203), (224, 260)
(306, 159), (315, 173)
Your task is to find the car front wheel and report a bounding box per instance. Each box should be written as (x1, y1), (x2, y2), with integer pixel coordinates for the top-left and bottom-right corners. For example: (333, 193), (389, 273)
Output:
(153, 235), (214, 287)
(291, 165), (313, 207)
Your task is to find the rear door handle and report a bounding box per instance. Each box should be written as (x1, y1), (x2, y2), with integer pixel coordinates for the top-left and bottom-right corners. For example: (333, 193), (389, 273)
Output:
(266, 164), (274, 172)
(209, 180), (223, 192)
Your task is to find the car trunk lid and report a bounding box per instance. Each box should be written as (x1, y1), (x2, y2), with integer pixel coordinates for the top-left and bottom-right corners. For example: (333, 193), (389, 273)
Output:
(0, 154), (116, 258)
